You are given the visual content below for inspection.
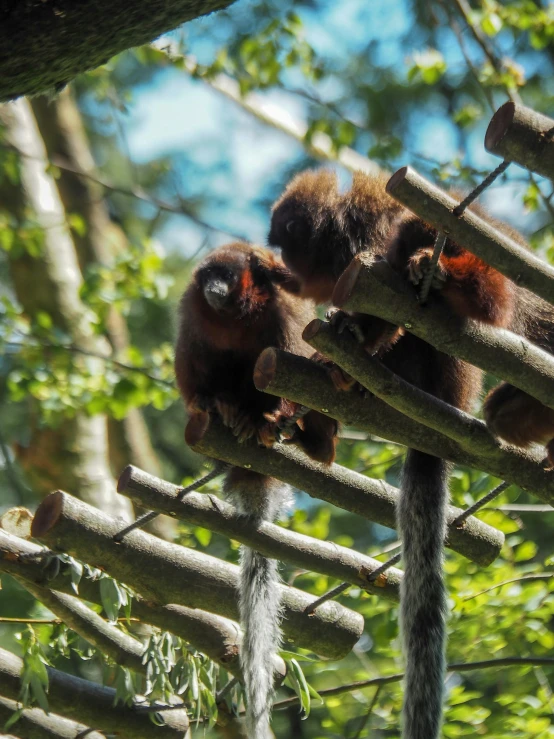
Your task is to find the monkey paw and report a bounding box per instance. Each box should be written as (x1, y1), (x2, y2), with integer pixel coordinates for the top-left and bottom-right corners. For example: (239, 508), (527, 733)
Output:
(214, 396), (241, 428)
(188, 394), (214, 414)
(329, 365), (358, 392)
(329, 310), (366, 344)
(408, 249), (447, 291)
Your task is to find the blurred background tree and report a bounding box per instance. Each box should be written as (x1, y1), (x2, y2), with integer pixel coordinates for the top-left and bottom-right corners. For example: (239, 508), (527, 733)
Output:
(1, 0), (554, 736)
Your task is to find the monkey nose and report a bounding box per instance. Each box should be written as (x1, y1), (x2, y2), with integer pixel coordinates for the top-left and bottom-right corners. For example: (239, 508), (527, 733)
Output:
(204, 280), (230, 310)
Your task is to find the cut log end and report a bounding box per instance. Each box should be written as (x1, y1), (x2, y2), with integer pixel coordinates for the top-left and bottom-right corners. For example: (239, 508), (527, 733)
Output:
(185, 411), (211, 448)
(333, 258), (363, 307)
(31, 491), (64, 537)
(117, 465), (134, 493)
(302, 318), (324, 342)
(253, 347), (278, 390)
(485, 101), (515, 152)
(385, 166), (409, 194)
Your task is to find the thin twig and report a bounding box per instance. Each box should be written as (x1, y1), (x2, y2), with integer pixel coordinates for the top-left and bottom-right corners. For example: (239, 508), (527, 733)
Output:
(272, 656), (554, 709)
(351, 685), (383, 739)
(463, 573), (554, 601)
(305, 582), (351, 615)
(6, 338), (175, 389)
(452, 481), (511, 527)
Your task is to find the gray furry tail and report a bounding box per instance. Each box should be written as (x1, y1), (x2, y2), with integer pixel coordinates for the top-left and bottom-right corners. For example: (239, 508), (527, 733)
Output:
(224, 469), (293, 739)
(398, 450), (449, 739)
(240, 547), (282, 738)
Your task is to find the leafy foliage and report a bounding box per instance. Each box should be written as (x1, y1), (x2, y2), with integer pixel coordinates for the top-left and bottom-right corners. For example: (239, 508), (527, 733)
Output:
(1, 0), (554, 736)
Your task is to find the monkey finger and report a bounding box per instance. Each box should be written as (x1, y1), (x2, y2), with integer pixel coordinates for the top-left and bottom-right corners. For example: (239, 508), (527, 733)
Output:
(257, 423), (278, 448)
(329, 366), (357, 392)
(232, 412), (253, 437)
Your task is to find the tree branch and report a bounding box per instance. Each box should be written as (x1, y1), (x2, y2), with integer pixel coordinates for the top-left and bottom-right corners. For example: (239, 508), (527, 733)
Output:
(14, 581), (145, 674)
(273, 655), (554, 709)
(153, 41), (382, 177)
(252, 348), (554, 505)
(0, 0), (235, 101)
(0, 695), (105, 739)
(0, 529), (246, 679)
(30, 493), (363, 660)
(0, 647), (190, 739)
(334, 254), (554, 413)
(184, 415), (503, 566)
(485, 102), (554, 182)
(117, 464), (402, 599)
(385, 166), (554, 306)
(0, 99), (131, 519)
(304, 319), (506, 456)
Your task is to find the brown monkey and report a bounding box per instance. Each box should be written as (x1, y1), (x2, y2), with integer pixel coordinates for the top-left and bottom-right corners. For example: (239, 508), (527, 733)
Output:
(175, 241), (337, 739)
(269, 168), (517, 739)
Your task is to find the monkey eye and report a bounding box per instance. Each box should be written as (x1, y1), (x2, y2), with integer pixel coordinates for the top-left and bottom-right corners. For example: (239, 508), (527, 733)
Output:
(286, 220), (295, 234)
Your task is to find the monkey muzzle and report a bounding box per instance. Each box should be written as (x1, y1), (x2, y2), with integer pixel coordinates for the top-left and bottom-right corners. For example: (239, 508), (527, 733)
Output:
(204, 279), (231, 311)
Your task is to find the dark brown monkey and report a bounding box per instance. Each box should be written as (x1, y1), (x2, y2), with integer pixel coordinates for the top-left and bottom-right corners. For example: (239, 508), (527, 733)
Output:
(175, 241), (337, 739)
(269, 168), (517, 739)
(483, 290), (554, 466)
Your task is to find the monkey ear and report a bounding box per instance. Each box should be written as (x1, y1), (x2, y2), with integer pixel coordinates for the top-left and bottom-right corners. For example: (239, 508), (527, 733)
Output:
(249, 253), (302, 294)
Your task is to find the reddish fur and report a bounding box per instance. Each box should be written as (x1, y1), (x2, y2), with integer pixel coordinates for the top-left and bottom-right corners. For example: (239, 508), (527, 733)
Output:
(175, 241), (338, 465)
(271, 168), (554, 463)
(438, 252), (514, 326)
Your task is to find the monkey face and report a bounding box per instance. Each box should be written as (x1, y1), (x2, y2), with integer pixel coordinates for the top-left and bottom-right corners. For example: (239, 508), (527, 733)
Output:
(197, 263), (241, 314)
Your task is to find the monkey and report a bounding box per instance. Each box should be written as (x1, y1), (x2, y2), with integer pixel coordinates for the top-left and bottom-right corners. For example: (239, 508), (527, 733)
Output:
(483, 291), (554, 467)
(174, 241), (337, 739)
(269, 168), (518, 739)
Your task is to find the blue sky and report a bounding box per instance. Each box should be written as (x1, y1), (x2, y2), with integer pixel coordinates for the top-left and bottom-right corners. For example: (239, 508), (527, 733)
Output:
(112, 0), (550, 257)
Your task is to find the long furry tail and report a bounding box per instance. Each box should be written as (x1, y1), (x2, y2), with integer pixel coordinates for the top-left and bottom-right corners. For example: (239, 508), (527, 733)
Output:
(224, 468), (292, 739)
(398, 450), (449, 739)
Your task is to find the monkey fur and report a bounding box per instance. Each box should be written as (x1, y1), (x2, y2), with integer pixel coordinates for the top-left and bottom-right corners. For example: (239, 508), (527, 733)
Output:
(175, 241), (337, 738)
(270, 168), (554, 464)
(269, 168), (522, 739)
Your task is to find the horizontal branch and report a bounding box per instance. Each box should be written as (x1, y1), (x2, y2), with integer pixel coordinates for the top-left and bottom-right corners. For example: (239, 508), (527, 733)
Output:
(273, 655), (554, 710)
(485, 102), (554, 182)
(0, 695), (105, 739)
(118, 465), (402, 599)
(385, 166), (554, 305)
(253, 347), (554, 505)
(153, 40), (382, 177)
(185, 415), (503, 566)
(15, 580), (145, 674)
(0, 529), (246, 679)
(0, 647), (190, 739)
(31, 493), (363, 660)
(305, 319), (503, 455)
(335, 254), (554, 413)
(0, 0), (235, 101)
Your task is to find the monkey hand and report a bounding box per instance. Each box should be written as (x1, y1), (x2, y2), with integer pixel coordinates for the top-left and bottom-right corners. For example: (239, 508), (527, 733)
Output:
(328, 309), (366, 344)
(213, 396), (280, 447)
(309, 351), (360, 393)
(408, 248), (447, 291)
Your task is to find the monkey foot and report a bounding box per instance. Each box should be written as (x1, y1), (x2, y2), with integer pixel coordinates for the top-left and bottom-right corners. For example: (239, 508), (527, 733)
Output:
(188, 394), (214, 414)
(408, 248), (447, 291)
(329, 310), (366, 344)
(329, 365), (358, 392)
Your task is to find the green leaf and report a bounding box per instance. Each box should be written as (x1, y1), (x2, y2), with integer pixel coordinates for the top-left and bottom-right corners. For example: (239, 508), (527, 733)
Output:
(100, 577), (121, 622)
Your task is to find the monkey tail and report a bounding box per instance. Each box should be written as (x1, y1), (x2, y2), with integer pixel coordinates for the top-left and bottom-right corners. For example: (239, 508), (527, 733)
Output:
(224, 468), (292, 739)
(398, 450), (449, 739)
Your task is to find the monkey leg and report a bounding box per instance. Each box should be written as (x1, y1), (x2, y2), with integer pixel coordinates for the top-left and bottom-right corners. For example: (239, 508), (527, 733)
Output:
(407, 247), (447, 291)
(484, 382), (554, 466)
(310, 350), (359, 392)
(291, 411), (338, 466)
(187, 394), (215, 414)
